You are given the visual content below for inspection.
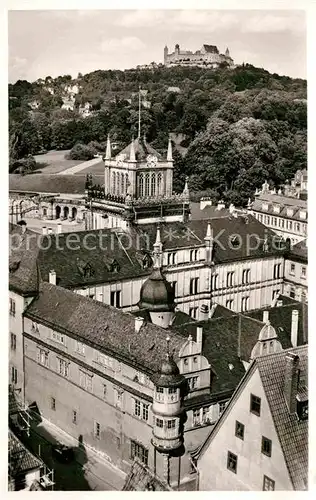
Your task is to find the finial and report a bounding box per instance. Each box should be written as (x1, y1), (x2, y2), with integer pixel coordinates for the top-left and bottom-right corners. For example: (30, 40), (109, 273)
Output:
(167, 135), (173, 162)
(205, 221), (213, 240)
(105, 134), (111, 160)
(130, 137), (136, 162)
(154, 225), (161, 246)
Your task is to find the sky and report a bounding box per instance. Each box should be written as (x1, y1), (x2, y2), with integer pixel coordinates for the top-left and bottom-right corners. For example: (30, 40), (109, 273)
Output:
(8, 9), (307, 83)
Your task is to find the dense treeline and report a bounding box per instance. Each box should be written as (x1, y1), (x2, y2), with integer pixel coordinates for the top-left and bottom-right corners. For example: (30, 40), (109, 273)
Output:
(9, 64), (307, 204)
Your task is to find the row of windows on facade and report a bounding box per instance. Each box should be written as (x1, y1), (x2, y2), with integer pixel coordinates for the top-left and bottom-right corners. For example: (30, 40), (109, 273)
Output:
(167, 249), (200, 266)
(260, 203), (307, 220)
(226, 393), (274, 490)
(256, 212), (307, 233)
(289, 263), (306, 278)
(49, 396), (149, 465)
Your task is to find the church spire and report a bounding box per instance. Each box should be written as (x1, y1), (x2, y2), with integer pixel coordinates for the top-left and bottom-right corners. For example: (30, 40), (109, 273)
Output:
(105, 134), (111, 160)
(153, 225), (163, 268)
(167, 135), (173, 161)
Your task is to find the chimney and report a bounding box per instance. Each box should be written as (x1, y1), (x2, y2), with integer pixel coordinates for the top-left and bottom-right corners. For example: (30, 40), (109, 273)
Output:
(263, 310), (269, 324)
(216, 200), (225, 211)
(42, 226), (48, 235)
(49, 270), (56, 285)
(291, 310), (299, 347)
(200, 197), (212, 210)
(200, 304), (209, 321)
(135, 316), (144, 333)
(57, 223), (62, 234)
(284, 353), (300, 414)
(47, 227), (53, 235)
(196, 326), (203, 347)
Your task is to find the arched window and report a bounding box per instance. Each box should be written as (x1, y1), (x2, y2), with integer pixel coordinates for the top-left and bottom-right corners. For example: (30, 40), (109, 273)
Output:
(138, 173), (144, 198)
(112, 172), (116, 194)
(121, 172), (124, 195)
(151, 173), (156, 197)
(157, 172), (162, 196)
(145, 173), (150, 197)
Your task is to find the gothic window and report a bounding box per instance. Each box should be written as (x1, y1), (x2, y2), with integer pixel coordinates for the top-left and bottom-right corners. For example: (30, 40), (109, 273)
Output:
(116, 171), (120, 195)
(145, 173), (150, 197)
(125, 173), (129, 194)
(139, 173), (144, 198)
(157, 172), (162, 195)
(151, 173), (156, 197)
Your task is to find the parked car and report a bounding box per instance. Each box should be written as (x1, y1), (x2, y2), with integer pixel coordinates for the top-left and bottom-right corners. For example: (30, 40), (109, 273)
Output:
(52, 444), (75, 463)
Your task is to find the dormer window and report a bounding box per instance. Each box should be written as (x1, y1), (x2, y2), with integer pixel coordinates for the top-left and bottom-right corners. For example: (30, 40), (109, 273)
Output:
(77, 259), (95, 278)
(299, 211), (306, 219)
(262, 203), (269, 211)
(287, 208), (294, 217)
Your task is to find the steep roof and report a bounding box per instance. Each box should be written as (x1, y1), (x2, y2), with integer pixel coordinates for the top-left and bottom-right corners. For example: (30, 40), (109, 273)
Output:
(287, 239), (307, 263)
(203, 44), (219, 54)
(256, 346), (308, 490)
(9, 224), (39, 296)
(252, 193), (307, 221)
(24, 282), (185, 375)
(9, 173), (103, 195)
(197, 346), (308, 490)
(122, 458), (173, 491)
(9, 430), (43, 477)
(190, 202), (230, 220)
(117, 137), (162, 162)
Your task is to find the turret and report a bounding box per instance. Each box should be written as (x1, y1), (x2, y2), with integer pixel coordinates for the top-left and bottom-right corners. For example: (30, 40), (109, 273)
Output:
(151, 337), (186, 454)
(225, 47), (230, 57)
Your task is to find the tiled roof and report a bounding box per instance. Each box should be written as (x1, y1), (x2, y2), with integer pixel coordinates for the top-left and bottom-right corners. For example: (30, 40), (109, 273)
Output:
(245, 301), (308, 346)
(9, 173), (103, 195)
(257, 346), (308, 490)
(203, 44), (219, 54)
(288, 239), (307, 262)
(122, 458), (173, 491)
(9, 430), (43, 476)
(190, 202), (230, 220)
(24, 282), (185, 375)
(132, 215), (283, 262)
(9, 225), (39, 295)
(36, 228), (153, 288)
(252, 194), (307, 221)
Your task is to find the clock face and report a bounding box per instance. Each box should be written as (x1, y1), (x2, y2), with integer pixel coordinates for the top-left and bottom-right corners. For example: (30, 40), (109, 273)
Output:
(146, 154), (158, 167)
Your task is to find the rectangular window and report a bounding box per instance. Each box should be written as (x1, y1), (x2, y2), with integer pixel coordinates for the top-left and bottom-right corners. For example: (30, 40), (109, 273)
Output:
(226, 272), (235, 287)
(273, 263), (281, 279)
(272, 289), (280, 300)
(142, 403), (149, 421)
(189, 277), (199, 295)
(193, 409), (200, 426)
(37, 348), (49, 367)
(50, 397), (56, 411)
(75, 341), (85, 355)
(167, 252), (176, 266)
(226, 299), (233, 310)
(235, 421), (244, 440)
(169, 281), (177, 296)
(103, 384), (107, 399)
(51, 331), (65, 344)
(11, 366), (17, 384)
(242, 269), (250, 285)
(9, 298), (16, 317)
(72, 410), (77, 424)
(212, 274), (219, 290)
(261, 436), (272, 457)
(189, 307), (198, 319)
(290, 287), (296, 299)
(167, 419), (176, 429)
(290, 263), (295, 275)
(190, 249), (199, 261)
(301, 266), (306, 278)
(168, 387), (177, 394)
(134, 399), (141, 417)
(110, 290), (121, 308)
(241, 296), (249, 312)
(202, 407), (210, 423)
(296, 223), (300, 232)
(263, 475), (275, 491)
(134, 399), (149, 421)
(188, 376), (199, 390)
(156, 417), (163, 428)
(130, 440), (148, 465)
(227, 451), (237, 473)
(250, 394), (261, 416)
(114, 388), (123, 409)
(10, 333), (17, 351)
(94, 421), (100, 439)
(79, 370), (93, 392)
(57, 358), (69, 378)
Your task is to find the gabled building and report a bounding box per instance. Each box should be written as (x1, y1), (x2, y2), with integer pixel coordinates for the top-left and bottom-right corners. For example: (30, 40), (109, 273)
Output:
(283, 239), (308, 302)
(197, 346), (308, 491)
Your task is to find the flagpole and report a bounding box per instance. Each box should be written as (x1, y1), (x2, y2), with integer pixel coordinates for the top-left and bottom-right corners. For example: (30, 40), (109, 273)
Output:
(138, 85), (141, 139)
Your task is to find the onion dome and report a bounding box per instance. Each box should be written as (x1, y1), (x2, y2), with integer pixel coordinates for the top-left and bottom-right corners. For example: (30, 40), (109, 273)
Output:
(138, 268), (175, 312)
(152, 353), (185, 388)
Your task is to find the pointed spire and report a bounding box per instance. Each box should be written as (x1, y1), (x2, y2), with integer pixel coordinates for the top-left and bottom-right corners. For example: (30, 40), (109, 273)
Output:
(105, 134), (111, 160)
(153, 225), (163, 268)
(154, 225), (162, 247)
(167, 135), (173, 162)
(130, 137), (136, 162)
(182, 176), (189, 198)
(205, 221), (213, 240)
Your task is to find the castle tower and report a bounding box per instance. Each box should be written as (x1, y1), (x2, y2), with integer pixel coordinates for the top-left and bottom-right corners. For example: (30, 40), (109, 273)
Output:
(151, 337), (186, 484)
(164, 45), (168, 65)
(225, 47), (230, 57)
(175, 44), (180, 56)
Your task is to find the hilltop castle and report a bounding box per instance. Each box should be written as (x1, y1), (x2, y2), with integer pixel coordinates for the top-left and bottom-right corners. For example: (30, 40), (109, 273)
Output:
(164, 44), (234, 69)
